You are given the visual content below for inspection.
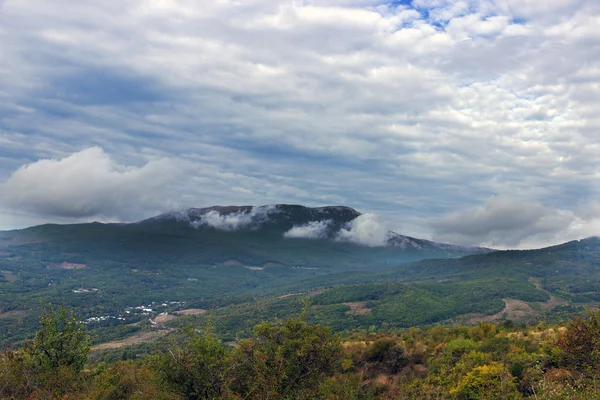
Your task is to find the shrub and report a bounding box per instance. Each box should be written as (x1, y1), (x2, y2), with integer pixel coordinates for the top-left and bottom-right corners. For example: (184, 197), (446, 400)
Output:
(365, 338), (408, 373)
(229, 317), (342, 399)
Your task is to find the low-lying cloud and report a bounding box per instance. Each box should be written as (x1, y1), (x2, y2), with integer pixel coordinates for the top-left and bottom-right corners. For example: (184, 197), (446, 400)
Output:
(195, 208), (392, 247)
(283, 220), (331, 239)
(1, 147), (183, 220)
(336, 213), (390, 247)
(190, 205), (278, 231)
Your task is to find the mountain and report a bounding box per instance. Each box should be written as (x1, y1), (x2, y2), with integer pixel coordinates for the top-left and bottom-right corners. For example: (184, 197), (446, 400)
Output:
(1, 205), (599, 351)
(0, 204), (487, 273)
(0, 204), (489, 346)
(143, 204), (489, 255)
(386, 231), (487, 252)
(149, 204), (362, 232)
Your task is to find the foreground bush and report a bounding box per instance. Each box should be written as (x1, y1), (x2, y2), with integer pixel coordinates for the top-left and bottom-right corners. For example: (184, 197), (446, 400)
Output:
(0, 303), (90, 399)
(152, 325), (228, 399)
(228, 317), (342, 399)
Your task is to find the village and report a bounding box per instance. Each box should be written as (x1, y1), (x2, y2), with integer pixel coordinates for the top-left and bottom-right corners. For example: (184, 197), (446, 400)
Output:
(83, 300), (186, 325)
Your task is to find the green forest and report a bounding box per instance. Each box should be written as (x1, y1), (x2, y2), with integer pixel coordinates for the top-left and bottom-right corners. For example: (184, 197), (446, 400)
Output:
(3, 303), (600, 399)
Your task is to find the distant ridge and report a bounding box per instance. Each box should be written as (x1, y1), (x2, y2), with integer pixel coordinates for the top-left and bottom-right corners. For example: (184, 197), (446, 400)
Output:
(386, 231), (490, 253)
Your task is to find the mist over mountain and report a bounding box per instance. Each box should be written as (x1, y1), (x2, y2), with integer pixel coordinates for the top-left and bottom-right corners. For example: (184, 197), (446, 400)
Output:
(145, 204), (490, 252)
(0, 204), (490, 283)
(149, 204), (361, 236)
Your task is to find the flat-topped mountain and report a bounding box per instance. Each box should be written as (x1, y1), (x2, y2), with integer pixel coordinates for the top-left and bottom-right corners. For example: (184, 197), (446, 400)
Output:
(147, 204), (362, 234)
(153, 204), (361, 223)
(143, 204), (489, 254)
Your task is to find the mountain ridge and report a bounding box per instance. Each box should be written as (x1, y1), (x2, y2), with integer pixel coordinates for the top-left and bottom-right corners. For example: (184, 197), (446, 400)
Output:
(140, 203), (491, 253)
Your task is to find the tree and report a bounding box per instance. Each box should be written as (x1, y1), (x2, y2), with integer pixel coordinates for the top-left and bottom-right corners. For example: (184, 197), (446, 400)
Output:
(557, 308), (600, 372)
(31, 302), (90, 372)
(0, 303), (90, 398)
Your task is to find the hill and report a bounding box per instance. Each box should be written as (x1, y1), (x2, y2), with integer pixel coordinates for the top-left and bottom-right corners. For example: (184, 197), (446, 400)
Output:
(158, 237), (599, 341)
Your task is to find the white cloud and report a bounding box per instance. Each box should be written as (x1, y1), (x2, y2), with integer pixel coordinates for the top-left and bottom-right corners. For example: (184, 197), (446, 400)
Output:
(283, 220), (331, 239)
(1, 147), (184, 220)
(336, 213), (390, 247)
(190, 205), (278, 231)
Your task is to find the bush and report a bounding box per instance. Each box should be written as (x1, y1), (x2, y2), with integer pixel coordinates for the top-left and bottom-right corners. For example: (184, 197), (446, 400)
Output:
(365, 338), (408, 373)
(557, 309), (600, 372)
(229, 317), (342, 399)
(153, 325), (227, 399)
(87, 361), (179, 400)
(450, 362), (519, 400)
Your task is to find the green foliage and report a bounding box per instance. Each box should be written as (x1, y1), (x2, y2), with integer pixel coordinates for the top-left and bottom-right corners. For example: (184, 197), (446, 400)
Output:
(153, 325), (227, 399)
(0, 348), (39, 399)
(0, 303), (91, 398)
(450, 362), (520, 399)
(318, 373), (379, 399)
(229, 317), (343, 399)
(32, 302), (90, 372)
(6, 310), (600, 399)
(88, 360), (180, 400)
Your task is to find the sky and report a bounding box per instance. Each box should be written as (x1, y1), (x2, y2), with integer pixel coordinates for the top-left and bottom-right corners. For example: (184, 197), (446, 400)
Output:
(1, 0), (600, 249)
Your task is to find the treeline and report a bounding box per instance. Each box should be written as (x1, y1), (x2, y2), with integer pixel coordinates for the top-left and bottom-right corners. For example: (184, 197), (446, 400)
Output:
(3, 305), (600, 399)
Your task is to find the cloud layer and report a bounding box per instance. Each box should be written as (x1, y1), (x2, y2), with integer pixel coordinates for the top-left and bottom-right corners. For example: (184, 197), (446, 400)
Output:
(432, 196), (600, 248)
(0, 0), (599, 247)
(187, 209), (391, 247)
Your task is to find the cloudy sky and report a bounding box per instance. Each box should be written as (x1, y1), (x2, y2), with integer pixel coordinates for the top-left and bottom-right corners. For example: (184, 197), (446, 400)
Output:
(1, 0), (600, 249)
